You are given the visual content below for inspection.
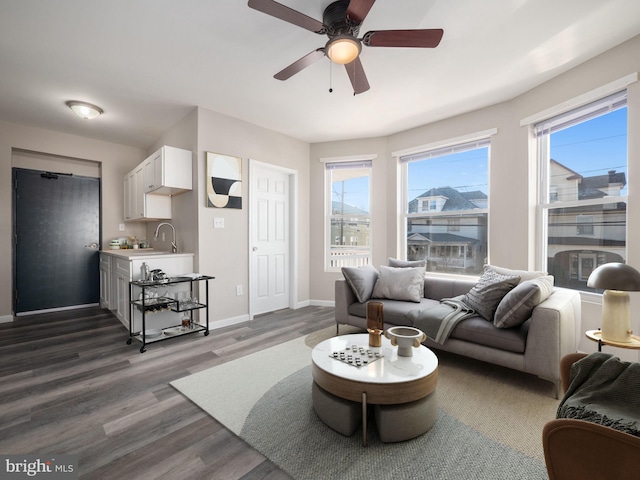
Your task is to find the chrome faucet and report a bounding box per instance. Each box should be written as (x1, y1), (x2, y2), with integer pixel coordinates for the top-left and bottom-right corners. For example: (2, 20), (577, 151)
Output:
(154, 222), (177, 253)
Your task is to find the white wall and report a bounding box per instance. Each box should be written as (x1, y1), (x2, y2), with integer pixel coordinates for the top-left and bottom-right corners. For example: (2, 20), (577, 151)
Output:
(310, 34), (640, 361)
(194, 107), (310, 325)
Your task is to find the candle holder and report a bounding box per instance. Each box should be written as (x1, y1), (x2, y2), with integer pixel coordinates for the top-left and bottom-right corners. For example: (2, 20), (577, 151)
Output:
(366, 301), (384, 347)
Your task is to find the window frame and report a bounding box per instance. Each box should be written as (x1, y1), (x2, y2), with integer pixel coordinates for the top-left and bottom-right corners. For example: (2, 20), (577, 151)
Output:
(322, 155), (375, 272)
(396, 129), (496, 275)
(534, 90), (629, 292)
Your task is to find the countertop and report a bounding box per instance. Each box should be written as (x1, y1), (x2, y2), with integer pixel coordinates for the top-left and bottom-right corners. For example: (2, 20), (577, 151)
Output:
(100, 249), (194, 259)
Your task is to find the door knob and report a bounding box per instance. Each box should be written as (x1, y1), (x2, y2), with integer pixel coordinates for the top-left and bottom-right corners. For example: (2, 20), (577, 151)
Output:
(252, 247), (258, 251)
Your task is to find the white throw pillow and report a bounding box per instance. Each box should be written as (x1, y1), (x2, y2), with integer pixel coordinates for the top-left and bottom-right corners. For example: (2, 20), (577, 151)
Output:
(372, 266), (424, 303)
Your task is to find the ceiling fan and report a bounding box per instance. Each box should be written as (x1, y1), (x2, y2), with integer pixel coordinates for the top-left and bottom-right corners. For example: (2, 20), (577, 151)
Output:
(248, 0), (444, 94)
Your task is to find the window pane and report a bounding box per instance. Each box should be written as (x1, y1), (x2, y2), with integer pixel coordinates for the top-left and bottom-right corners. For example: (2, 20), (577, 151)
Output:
(327, 165), (371, 270)
(548, 108), (627, 202)
(408, 214), (487, 273)
(547, 203), (626, 291)
(540, 99), (628, 292)
(405, 147), (489, 275)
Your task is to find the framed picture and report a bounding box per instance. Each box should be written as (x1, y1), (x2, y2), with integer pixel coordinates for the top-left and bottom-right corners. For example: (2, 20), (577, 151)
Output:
(206, 152), (242, 209)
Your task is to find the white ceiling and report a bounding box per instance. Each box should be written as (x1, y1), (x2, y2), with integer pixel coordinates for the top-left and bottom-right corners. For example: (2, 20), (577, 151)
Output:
(2, 0), (640, 150)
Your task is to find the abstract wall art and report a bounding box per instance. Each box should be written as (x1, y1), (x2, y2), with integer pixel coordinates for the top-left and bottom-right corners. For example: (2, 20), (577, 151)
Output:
(206, 152), (242, 209)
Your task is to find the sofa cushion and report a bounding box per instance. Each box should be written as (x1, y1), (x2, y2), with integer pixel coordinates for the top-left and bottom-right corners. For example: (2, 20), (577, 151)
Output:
(451, 316), (529, 353)
(388, 258), (426, 270)
(461, 266), (520, 321)
(494, 275), (555, 328)
(349, 298), (440, 327)
(341, 265), (379, 303)
(372, 266), (424, 303)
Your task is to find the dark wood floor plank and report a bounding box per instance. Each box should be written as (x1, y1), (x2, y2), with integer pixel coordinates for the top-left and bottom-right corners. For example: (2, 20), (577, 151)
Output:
(0, 305), (334, 479)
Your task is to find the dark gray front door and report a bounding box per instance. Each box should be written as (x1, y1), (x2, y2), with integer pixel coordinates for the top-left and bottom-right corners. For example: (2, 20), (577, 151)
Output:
(13, 168), (101, 314)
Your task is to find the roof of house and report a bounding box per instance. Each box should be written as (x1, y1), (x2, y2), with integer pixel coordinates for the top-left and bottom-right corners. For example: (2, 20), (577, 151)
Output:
(408, 187), (483, 213)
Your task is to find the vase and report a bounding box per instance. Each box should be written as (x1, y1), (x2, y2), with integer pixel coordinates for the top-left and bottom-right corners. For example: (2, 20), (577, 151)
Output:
(384, 326), (427, 357)
(366, 301), (384, 347)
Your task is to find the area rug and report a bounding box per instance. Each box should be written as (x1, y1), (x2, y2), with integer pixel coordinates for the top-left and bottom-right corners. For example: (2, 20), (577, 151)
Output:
(171, 331), (556, 480)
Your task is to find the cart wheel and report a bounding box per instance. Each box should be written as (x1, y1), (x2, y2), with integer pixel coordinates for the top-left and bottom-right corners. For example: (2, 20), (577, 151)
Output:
(140, 346), (146, 353)
(204, 330), (209, 336)
(127, 338), (132, 345)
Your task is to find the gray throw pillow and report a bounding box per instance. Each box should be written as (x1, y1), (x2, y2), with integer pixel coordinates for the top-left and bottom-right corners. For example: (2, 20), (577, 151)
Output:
(372, 266), (424, 303)
(462, 266), (520, 321)
(341, 265), (379, 303)
(494, 275), (554, 328)
(388, 258), (426, 269)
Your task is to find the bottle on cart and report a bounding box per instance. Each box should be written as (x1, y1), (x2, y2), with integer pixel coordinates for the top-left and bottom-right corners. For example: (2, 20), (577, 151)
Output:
(141, 262), (150, 282)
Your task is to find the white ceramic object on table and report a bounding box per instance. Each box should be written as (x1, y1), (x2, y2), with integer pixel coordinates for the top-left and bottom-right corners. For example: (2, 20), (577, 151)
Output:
(384, 326), (427, 357)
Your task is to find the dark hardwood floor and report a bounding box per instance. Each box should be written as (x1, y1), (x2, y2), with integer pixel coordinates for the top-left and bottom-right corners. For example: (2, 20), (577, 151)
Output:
(0, 306), (336, 479)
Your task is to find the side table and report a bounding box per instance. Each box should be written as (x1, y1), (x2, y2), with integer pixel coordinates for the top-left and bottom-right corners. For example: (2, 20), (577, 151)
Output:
(585, 329), (640, 352)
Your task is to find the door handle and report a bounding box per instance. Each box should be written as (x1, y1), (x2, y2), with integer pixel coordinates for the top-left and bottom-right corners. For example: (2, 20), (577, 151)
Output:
(85, 243), (99, 249)
(252, 247), (258, 251)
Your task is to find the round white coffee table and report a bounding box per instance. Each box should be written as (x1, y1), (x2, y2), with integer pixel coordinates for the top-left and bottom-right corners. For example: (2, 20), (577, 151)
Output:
(311, 333), (438, 445)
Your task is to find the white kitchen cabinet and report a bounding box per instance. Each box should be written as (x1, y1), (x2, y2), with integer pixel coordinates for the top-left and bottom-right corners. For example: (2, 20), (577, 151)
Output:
(143, 146), (192, 195)
(99, 254), (112, 309)
(124, 164), (171, 221)
(100, 251), (194, 330)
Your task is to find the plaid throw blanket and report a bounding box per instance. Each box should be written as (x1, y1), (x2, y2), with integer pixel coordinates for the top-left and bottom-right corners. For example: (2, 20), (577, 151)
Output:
(405, 295), (475, 344)
(557, 352), (640, 437)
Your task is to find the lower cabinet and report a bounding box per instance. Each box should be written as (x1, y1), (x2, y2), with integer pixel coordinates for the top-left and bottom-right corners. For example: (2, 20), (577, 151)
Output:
(100, 252), (194, 327)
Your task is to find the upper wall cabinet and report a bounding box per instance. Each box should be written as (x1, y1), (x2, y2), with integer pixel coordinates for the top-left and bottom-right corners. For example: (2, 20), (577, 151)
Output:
(143, 145), (192, 195)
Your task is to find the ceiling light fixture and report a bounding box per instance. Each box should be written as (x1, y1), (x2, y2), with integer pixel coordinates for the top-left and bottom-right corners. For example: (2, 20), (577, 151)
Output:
(326, 35), (361, 65)
(66, 101), (103, 120)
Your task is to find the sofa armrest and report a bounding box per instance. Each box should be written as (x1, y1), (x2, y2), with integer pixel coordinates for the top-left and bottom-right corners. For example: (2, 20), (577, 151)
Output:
(524, 287), (581, 386)
(335, 278), (357, 326)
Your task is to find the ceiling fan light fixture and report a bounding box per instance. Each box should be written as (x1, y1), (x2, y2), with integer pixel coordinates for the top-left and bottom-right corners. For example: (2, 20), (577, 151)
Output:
(66, 101), (103, 120)
(326, 35), (361, 64)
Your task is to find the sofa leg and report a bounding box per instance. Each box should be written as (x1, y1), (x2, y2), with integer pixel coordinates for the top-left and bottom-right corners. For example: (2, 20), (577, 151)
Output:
(336, 323), (339, 336)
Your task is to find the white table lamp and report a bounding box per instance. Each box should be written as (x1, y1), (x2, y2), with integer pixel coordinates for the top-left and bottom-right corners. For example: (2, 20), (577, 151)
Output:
(587, 262), (640, 343)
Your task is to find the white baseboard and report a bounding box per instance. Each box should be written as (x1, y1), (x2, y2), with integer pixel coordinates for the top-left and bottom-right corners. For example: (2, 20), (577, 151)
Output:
(209, 314), (250, 330)
(309, 299), (335, 307)
(0, 315), (13, 324)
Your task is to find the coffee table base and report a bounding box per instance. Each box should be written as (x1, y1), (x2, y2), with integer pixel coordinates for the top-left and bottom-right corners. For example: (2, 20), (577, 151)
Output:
(374, 391), (437, 443)
(312, 381), (437, 445)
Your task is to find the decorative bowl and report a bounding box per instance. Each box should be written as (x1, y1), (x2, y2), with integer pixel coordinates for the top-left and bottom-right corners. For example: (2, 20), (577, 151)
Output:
(384, 326), (427, 357)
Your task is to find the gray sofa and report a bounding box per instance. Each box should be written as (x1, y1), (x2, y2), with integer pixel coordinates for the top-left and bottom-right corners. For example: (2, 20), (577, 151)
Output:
(335, 274), (581, 397)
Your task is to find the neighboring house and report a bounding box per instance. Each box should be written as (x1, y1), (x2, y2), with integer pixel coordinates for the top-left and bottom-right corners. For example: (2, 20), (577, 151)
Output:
(547, 160), (626, 289)
(407, 187), (488, 273)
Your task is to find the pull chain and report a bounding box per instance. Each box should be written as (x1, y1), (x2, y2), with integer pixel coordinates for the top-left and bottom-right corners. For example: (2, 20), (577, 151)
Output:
(329, 61), (333, 93)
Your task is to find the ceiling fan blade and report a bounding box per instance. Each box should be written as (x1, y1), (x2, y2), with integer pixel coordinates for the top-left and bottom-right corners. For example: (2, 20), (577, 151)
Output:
(274, 49), (326, 80)
(346, 0), (376, 24)
(248, 0), (325, 33)
(362, 29), (444, 48)
(344, 57), (370, 95)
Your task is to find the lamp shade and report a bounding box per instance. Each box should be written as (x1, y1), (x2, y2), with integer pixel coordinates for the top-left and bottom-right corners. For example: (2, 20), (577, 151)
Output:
(66, 101), (103, 120)
(587, 262), (640, 291)
(326, 36), (361, 64)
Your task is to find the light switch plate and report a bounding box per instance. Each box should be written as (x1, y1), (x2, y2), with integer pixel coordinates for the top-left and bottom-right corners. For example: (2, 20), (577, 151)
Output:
(119, 223), (125, 231)
(214, 218), (224, 228)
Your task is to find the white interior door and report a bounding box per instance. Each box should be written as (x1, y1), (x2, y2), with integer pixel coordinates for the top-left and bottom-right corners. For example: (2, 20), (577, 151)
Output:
(250, 162), (291, 316)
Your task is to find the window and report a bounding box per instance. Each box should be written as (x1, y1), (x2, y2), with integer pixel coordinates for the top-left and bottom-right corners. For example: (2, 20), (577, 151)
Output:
(325, 159), (372, 270)
(536, 90), (628, 291)
(400, 135), (491, 275)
